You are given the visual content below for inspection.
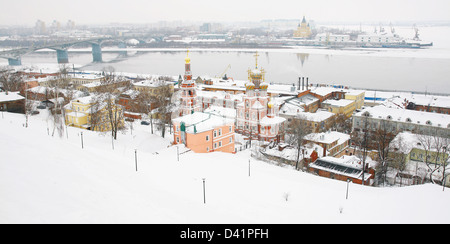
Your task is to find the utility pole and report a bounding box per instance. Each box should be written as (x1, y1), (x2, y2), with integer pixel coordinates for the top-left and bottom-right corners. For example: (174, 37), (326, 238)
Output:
(248, 159), (251, 177)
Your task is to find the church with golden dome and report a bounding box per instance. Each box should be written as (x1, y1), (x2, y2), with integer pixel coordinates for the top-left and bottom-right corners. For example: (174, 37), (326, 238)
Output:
(293, 16), (312, 39)
(236, 52), (286, 142)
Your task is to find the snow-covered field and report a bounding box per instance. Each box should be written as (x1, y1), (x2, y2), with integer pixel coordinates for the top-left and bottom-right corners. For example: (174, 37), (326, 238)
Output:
(1, 111), (449, 224)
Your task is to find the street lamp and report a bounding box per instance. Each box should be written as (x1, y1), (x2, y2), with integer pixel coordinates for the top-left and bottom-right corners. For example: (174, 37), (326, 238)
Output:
(443, 174), (448, 192)
(346, 178), (353, 200)
(202, 178), (206, 204)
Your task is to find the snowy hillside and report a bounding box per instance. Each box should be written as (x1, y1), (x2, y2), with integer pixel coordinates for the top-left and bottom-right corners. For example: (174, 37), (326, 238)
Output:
(1, 111), (449, 224)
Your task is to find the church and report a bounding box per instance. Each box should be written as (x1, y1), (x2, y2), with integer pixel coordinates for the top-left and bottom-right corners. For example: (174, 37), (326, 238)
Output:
(236, 52), (286, 142)
(293, 16), (312, 39)
(178, 50), (202, 117)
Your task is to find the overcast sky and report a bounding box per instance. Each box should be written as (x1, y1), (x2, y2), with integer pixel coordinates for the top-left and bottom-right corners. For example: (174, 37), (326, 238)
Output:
(2, 0), (450, 26)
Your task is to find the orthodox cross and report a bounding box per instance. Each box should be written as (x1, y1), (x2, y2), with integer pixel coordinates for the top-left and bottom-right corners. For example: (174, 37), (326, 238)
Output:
(254, 51), (259, 68)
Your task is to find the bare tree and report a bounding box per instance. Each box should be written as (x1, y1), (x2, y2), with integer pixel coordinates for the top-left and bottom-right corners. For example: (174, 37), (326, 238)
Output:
(390, 133), (409, 186)
(372, 120), (396, 186)
(47, 64), (71, 137)
(87, 95), (103, 132)
(285, 115), (311, 171)
(0, 67), (23, 94)
(96, 66), (125, 140)
(417, 130), (450, 184)
(350, 114), (370, 185)
(154, 84), (174, 138)
(134, 91), (158, 134)
(331, 114), (352, 134)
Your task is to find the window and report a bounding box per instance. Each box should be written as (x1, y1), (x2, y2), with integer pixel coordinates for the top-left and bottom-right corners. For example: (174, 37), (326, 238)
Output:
(214, 130), (217, 137)
(214, 143), (217, 149)
(206, 147), (209, 152)
(206, 135), (209, 141)
(176, 137), (180, 143)
(219, 129), (222, 136)
(229, 126), (232, 132)
(219, 141), (222, 147)
(229, 137), (232, 143)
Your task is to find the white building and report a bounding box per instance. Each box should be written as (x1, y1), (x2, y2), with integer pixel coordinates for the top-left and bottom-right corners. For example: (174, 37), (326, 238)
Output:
(352, 105), (450, 137)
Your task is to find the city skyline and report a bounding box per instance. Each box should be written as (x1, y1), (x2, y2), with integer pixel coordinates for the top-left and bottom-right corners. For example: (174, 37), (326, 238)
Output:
(1, 0), (450, 26)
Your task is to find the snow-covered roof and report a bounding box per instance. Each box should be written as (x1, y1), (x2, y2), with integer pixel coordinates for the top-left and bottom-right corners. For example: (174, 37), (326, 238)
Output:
(309, 155), (373, 181)
(0, 92), (24, 102)
(322, 99), (354, 107)
(172, 112), (234, 134)
(252, 101), (264, 109)
(354, 105), (450, 128)
(297, 110), (335, 122)
(204, 106), (236, 119)
(304, 131), (350, 145)
(390, 131), (450, 154)
(260, 116), (286, 126)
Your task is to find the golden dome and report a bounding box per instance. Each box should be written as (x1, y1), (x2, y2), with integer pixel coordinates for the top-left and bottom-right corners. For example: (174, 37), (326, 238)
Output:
(185, 50), (191, 63)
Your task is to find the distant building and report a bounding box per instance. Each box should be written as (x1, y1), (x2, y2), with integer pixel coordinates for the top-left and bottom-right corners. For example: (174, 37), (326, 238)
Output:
(293, 16), (312, 39)
(315, 33), (350, 43)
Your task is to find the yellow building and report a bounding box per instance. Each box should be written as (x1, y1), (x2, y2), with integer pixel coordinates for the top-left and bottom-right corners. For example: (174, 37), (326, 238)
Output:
(293, 16), (312, 39)
(65, 96), (124, 132)
(345, 90), (365, 109)
(322, 99), (357, 118)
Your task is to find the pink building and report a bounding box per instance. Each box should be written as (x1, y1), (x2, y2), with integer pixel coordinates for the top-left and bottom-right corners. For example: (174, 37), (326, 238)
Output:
(236, 52), (286, 142)
(172, 112), (235, 153)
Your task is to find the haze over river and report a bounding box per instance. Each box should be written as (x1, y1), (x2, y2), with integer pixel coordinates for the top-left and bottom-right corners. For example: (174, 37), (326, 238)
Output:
(7, 26), (450, 94)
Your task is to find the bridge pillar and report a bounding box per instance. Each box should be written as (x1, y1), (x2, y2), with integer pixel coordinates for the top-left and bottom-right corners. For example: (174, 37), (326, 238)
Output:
(56, 49), (69, 64)
(8, 57), (22, 66)
(118, 42), (127, 57)
(92, 43), (102, 62)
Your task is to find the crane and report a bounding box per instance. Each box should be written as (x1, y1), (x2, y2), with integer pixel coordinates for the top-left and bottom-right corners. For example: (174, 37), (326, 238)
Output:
(216, 64), (231, 80)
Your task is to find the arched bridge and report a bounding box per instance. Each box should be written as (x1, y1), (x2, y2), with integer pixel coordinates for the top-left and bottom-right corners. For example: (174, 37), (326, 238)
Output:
(0, 37), (120, 66)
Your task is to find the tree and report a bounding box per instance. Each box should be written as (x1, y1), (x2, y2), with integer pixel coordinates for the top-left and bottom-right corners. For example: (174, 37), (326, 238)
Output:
(96, 66), (126, 140)
(134, 90), (158, 134)
(389, 132), (409, 186)
(285, 115), (311, 171)
(153, 83), (174, 138)
(371, 120), (396, 186)
(350, 113), (370, 185)
(417, 130), (450, 184)
(47, 64), (71, 137)
(0, 67), (23, 94)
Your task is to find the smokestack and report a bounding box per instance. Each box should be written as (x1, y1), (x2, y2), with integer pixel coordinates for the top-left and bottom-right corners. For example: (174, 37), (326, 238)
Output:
(298, 77), (301, 90)
(302, 77), (305, 90)
(306, 77), (309, 90)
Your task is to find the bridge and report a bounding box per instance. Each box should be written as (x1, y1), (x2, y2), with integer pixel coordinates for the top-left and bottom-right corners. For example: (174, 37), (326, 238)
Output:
(0, 37), (121, 66)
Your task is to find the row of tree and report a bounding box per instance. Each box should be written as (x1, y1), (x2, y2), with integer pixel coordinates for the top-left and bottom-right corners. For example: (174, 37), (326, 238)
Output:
(1, 65), (175, 140)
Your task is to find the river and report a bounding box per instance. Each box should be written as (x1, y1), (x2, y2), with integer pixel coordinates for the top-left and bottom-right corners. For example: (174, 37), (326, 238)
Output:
(5, 25), (450, 94)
